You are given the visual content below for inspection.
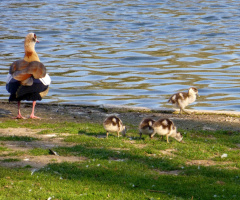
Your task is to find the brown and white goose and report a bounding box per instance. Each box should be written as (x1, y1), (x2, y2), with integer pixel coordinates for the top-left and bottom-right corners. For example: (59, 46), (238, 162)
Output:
(6, 33), (51, 119)
(168, 87), (199, 114)
(151, 118), (183, 143)
(103, 115), (126, 138)
(139, 118), (155, 139)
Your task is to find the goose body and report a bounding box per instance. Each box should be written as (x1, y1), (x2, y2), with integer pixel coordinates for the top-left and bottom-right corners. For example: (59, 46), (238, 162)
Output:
(103, 115), (126, 138)
(139, 118), (155, 138)
(6, 33), (51, 119)
(151, 118), (183, 143)
(168, 87), (198, 114)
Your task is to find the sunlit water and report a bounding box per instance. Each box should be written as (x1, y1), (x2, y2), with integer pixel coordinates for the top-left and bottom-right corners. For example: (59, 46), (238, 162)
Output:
(0, 0), (240, 111)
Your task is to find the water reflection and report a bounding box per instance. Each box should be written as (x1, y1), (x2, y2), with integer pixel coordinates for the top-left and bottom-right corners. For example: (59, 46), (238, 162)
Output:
(0, 0), (240, 111)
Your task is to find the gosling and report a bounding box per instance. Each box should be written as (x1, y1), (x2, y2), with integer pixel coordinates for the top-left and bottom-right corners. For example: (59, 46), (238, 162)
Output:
(168, 87), (199, 114)
(151, 118), (183, 143)
(139, 118), (155, 139)
(103, 115), (126, 138)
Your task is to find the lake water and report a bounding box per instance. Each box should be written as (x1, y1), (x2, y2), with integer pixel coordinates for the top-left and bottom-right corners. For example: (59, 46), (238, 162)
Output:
(0, 0), (240, 111)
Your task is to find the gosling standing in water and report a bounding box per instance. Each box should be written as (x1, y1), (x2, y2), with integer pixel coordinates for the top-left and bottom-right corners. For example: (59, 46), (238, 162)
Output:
(103, 115), (126, 138)
(168, 87), (199, 114)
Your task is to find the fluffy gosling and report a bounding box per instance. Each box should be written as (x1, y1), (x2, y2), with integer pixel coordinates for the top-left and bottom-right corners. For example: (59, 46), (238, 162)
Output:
(103, 115), (126, 138)
(139, 118), (155, 139)
(168, 87), (199, 114)
(151, 118), (183, 143)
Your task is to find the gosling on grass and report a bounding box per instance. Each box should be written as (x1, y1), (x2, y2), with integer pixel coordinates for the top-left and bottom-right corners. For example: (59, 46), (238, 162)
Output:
(168, 87), (199, 114)
(151, 118), (183, 143)
(103, 115), (126, 138)
(139, 118), (155, 139)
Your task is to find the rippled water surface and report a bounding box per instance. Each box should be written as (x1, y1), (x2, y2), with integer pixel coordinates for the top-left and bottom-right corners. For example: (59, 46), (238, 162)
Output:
(1, 0), (240, 111)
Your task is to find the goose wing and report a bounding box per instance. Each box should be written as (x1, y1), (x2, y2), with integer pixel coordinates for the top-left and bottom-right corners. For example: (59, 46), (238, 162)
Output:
(9, 60), (46, 85)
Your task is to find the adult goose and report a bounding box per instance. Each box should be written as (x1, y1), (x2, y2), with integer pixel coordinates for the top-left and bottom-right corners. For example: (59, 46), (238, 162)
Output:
(6, 33), (51, 119)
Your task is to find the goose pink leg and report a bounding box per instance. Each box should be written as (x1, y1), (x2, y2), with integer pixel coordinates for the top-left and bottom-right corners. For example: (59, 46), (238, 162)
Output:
(13, 101), (26, 119)
(29, 101), (40, 119)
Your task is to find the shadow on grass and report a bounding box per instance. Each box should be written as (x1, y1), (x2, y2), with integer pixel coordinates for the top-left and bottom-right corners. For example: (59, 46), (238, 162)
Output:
(55, 144), (179, 170)
(0, 122), (239, 199)
(50, 143), (239, 198)
(78, 130), (106, 138)
(42, 156), (240, 200)
(0, 133), (239, 199)
(0, 136), (38, 142)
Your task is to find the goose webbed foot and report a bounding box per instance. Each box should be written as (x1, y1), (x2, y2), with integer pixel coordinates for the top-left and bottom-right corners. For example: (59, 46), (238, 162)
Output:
(13, 114), (26, 119)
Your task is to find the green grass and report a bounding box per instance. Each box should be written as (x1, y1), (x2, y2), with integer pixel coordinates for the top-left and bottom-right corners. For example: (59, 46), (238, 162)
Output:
(0, 136), (37, 142)
(2, 158), (21, 162)
(0, 146), (8, 152)
(0, 119), (239, 199)
(29, 148), (50, 156)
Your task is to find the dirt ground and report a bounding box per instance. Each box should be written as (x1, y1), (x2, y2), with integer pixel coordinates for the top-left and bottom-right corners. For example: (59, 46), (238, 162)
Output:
(0, 101), (240, 171)
(1, 101), (239, 132)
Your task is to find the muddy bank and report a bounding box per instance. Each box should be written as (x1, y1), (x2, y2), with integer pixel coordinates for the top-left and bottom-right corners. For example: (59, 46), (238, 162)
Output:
(0, 101), (240, 132)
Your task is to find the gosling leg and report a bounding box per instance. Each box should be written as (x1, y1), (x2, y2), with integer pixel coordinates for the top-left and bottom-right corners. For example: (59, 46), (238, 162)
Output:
(106, 131), (109, 139)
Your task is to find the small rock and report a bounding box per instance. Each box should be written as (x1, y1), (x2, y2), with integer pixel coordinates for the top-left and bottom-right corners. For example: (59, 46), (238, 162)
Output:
(221, 153), (228, 158)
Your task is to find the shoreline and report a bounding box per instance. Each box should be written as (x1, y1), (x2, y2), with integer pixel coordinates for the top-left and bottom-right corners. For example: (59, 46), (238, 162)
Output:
(1, 100), (240, 117)
(1, 101), (239, 133)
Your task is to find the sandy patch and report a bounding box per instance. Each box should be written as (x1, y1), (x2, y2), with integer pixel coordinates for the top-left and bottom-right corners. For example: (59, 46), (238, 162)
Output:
(186, 160), (232, 166)
(0, 155), (86, 169)
(159, 149), (176, 157)
(0, 128), (42, 136)
(0, 127), (83, 170)
(153, 169), (182, 176)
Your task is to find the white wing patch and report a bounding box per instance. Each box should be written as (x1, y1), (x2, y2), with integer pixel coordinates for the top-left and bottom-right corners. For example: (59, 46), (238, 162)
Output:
(172, 95), (176, 101)
(112, 117), (117, 123)
(162, 120), (168, 126)
(40, 73), (51, 86)
(179, 93), (184, 98)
